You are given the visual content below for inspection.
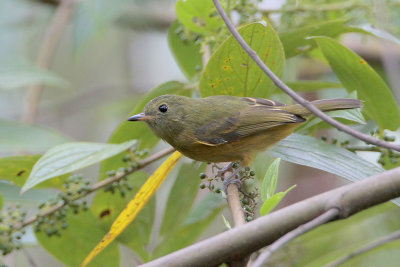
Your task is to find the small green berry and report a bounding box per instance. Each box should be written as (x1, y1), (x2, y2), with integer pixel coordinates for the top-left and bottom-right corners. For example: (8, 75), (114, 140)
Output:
(249, 171), (255, 176)
(199, 183), (206, 189)
(122, 155), (131, 162)
(199, 173), (207, 179)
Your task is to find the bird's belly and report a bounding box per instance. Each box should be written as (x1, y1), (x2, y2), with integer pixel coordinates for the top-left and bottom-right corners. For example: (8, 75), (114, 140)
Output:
(177, 124), (298, 165)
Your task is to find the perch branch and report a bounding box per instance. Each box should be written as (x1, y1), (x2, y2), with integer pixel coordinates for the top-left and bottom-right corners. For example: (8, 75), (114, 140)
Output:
(140, 166), (400, 267)
(212, 0), (400, 152)
(225, 183), (248, 267)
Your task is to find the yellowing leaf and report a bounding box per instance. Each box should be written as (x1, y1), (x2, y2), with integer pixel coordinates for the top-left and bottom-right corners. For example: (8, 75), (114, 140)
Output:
(81, 151), (182, 267)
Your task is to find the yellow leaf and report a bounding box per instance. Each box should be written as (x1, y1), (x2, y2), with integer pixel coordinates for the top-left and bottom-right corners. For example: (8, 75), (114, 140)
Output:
(81, 151), (182, 267)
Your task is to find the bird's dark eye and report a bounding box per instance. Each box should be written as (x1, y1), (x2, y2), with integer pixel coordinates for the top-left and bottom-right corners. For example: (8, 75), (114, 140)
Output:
(159, 104), (168, 113)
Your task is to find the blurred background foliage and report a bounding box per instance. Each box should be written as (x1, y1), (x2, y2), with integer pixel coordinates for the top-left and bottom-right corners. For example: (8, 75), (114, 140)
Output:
(1, 0), (400, 266)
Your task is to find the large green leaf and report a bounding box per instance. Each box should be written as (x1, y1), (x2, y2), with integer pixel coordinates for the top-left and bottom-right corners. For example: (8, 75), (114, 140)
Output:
(35, 211), (119, 267)
(314, 37), (400, 130)
(270, 133), (384, 183)
(153, 193), (226, 258)
(160, 162), (206, 236)
(22, 140), (137, 193)
(279, 19), (351, 58)
(99, 81), (192, 181)
(0, 155), (66, 189)
(0, 119), (72, 154)
(0, 67), (68, 90)
(175, 0), (222, 34)
(168, 20), (203, 81)
(91, 171), (155, 261)
(200, 21), (285, 98)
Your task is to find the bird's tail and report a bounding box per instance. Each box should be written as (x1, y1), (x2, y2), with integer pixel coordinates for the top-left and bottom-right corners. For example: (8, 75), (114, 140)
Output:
(284, 98), (363, 116)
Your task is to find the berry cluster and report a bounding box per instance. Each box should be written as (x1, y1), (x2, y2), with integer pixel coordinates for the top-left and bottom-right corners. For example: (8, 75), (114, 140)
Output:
(0, 204), (26, 255)
(199, 163), (258, 222)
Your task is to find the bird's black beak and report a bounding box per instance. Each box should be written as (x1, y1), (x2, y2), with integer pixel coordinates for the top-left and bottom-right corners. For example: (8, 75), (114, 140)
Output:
(127, 113), (153, 121)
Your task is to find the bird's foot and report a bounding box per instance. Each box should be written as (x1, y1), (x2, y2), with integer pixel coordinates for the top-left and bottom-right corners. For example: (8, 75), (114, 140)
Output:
(222, 166), (242, 194)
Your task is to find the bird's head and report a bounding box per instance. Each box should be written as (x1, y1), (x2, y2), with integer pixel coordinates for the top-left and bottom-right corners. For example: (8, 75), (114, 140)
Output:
(127, 95), (190, 141)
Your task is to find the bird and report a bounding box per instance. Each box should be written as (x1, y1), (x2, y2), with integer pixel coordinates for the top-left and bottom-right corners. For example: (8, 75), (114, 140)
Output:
(128, 95), (362, 166)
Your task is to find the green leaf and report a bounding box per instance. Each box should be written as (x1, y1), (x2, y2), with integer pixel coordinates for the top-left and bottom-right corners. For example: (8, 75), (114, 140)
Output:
(99, 81), (192, 181)
(0, 119), (72, 154)
(0, 193), (3, 209)
(260, 185), (296, 216)
(0, 155), (67, 189)
(91, 171), (155, 261)
(260, 158), (281, 201)
(313, 37), (400, 130)
(353, 24), (400, 46)
(0, 67), (68, 90)
(160, 162), (206, 236)
(154, 193), (226, 258)
(35, 211), (119, 267)
(175, 0), (223, 34)
(22, 140), (137, 193)
(270, 134), (384, 183)
(168, 20), (203, 81)
(286, 81), (342, 92)
(279, 19), (350, 58)
(200, 21), (285, 98)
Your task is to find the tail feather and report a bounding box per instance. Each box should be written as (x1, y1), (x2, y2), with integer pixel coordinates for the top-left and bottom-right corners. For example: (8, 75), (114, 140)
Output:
(284, 99), (363, 116)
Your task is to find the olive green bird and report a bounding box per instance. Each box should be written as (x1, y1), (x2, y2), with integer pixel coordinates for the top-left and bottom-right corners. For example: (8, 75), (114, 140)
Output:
(128, 95), (362, 166)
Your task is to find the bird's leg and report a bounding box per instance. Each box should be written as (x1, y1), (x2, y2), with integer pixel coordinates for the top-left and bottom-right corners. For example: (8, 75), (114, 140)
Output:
(221, 163), (242, 194)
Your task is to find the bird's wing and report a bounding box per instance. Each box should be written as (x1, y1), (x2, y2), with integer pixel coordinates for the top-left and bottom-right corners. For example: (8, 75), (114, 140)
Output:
(194, 98), (305, 146)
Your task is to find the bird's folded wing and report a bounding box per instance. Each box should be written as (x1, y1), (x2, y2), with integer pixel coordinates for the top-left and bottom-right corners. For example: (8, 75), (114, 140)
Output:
(194, 106), (305, 146)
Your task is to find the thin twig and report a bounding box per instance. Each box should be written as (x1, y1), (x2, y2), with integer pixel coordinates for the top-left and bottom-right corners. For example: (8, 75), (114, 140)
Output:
(20, 147), (175, 228)
(212, 0), (400, 152)
(252, 208), (340, 267)
(323, 229), (400, 267)
(22, 0), (75, 124)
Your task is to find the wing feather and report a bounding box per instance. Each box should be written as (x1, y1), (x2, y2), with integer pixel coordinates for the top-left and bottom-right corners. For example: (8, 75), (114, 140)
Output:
(194, 99), (305, 146)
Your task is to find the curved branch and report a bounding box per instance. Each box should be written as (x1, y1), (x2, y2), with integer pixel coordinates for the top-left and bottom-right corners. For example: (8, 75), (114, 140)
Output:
(252, 208), (339, 267)
(323, 229), (400, 267)
(140, 166), (400, 267)
(212, 0), (400, 152)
